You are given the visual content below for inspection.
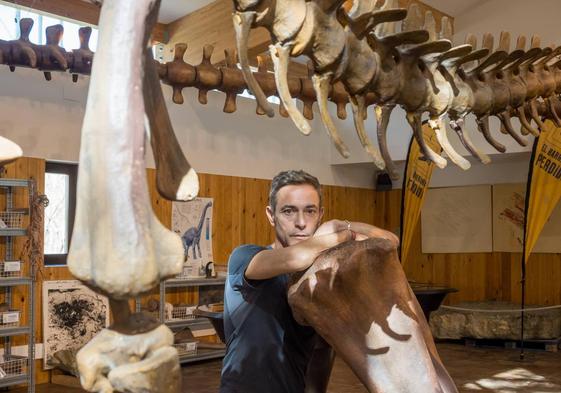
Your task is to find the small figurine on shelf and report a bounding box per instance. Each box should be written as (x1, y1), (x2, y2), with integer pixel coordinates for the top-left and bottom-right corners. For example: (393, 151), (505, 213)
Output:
(205, 261), (216, 278)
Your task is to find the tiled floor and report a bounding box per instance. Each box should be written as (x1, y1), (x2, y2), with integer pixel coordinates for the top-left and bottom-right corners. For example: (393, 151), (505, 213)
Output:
(10, 343), (561, 392)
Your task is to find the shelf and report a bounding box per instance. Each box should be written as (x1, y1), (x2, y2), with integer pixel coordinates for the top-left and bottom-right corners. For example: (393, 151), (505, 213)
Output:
(164, 277), (226, 288)
(0, 277), (32, 287)
(0, 326), (30, 337)
(166, 317), (214, 330)
(178, 348), (226, 364)
(0, 179), (32, 188)
(0, 228), (27, 237)
(0, 373), (29, 388)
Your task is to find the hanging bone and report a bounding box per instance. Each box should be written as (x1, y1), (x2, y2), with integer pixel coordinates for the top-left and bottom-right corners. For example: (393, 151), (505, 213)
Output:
(288, 238), (458, 393)
(68, 0), (197, 391)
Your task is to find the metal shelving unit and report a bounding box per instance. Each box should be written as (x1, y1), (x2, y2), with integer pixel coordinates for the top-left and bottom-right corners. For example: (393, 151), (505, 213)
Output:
(137, 276), (226, 364)
(0, 178), (35, 393)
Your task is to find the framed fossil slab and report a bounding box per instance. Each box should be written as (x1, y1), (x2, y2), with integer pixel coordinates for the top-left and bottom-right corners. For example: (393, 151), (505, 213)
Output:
(42, 280), (110, 370)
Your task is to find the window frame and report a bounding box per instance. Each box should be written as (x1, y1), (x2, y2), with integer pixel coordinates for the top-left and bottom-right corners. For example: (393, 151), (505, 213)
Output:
(44, 162), (78, 266)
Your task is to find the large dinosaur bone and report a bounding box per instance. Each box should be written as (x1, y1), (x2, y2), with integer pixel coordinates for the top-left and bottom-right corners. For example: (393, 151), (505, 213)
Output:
(68, 0), (194, 298)
(68, 0), (197, 390)
(233, 0), (310, 134)
(77, 322), (181, 393)
(288, 238), (458, 393)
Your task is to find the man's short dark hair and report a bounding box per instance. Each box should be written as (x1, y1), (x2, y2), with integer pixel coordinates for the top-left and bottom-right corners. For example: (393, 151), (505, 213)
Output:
(269, 170), (322, 212)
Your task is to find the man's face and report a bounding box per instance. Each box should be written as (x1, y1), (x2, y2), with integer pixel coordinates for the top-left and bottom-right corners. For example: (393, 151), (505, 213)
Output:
(266, 184), (323, 248)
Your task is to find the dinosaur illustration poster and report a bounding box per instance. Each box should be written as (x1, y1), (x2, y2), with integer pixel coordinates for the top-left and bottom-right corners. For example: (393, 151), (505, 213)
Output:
(172, 197), (214, 277)
(42, 280), (110, 370)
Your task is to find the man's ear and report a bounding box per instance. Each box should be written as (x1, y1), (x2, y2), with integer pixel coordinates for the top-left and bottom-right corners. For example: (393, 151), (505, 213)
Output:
(266, 206), (275, 227)
(318, 207), (325, 222)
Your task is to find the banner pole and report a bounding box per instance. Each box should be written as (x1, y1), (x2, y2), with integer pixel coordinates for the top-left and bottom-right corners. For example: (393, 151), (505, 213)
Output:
(520, 136), (539, 361)
(399, 133), (416, 261)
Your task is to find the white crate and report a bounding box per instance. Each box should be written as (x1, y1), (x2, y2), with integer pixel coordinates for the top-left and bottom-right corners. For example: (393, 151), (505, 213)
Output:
(175, 265), (193, 280)
(0, 310), (20, 328)
(170, 305), (197, 321)
(0, 211), (24, 229)
(0, 356), (27, 379)
(173, 341), (197, 357)
(0, 261), (22, 278)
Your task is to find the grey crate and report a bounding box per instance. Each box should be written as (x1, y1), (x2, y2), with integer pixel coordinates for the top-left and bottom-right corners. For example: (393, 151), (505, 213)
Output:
(0, 310), (20, 328)
(173, 341), (197, 357)
(0, 211), (24, 229)
(0, 261), (22, 278)
(170, 305), (197, 321)
(0, 356), (28, 378)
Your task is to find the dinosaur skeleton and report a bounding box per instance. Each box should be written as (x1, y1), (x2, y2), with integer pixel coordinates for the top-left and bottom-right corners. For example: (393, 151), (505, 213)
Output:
(233, 0), (561, 178)
(4, 11), (561, 179)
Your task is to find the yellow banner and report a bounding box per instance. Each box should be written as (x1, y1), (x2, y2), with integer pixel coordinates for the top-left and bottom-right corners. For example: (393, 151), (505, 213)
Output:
(400, 123), (442, 266)
(524, 120), (561, 263)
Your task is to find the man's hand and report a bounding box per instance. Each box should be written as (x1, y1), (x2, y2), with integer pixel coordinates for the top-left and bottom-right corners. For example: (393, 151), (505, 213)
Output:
(315, 220), (399, 245)
(314, 220), (347, 237)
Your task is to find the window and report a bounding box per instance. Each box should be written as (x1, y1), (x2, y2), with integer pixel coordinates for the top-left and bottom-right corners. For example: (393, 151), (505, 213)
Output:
(44, 162), (77, 266)
(0, 3), (99, 51)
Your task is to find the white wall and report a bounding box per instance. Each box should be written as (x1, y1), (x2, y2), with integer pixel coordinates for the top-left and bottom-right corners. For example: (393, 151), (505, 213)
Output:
(454, 0), (560, 49)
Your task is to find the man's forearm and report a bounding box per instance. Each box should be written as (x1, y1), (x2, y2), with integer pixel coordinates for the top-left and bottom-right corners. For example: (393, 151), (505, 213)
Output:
(245, 230), (352, 280)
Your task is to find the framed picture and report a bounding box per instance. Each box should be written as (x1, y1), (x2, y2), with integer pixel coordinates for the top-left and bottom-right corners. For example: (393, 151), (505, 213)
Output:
(422, 185), (493, 253)
(42, 280), (110, 369)
(172, 197), (214, 278)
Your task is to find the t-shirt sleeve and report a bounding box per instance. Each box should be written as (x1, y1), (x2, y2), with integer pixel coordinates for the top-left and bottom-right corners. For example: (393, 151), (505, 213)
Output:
(227, 244), (268, 292)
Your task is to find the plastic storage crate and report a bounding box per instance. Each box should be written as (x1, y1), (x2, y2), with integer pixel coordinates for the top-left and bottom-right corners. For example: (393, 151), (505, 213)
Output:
(170, 305), (197, 321)
(0, 310), (20, 328)
(0, 261), (21, 278)
(0, 356), (28, 379)
(173, 340), (197, 357)
(0, 211), (24, 229)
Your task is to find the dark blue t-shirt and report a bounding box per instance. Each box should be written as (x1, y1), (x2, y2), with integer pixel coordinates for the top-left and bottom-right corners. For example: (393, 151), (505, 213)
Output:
(220, 244), (316, 393)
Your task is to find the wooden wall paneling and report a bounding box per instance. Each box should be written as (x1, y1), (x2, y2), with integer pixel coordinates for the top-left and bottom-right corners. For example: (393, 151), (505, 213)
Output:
(147, 169), (198, 308)
(165, 0), (271, 64)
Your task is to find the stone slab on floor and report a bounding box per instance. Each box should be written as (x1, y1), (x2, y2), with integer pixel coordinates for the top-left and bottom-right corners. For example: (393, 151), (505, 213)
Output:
(430, 301), (561, 340)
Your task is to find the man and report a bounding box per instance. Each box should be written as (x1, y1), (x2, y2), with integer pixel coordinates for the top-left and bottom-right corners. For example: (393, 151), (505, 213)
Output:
(220, 170), (398, 393)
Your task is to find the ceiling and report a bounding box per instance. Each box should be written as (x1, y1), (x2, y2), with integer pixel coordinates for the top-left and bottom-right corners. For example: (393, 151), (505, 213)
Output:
(158, 0), (491, 25)
(420, 0), (489, 17)
(158, 0), (215, 23)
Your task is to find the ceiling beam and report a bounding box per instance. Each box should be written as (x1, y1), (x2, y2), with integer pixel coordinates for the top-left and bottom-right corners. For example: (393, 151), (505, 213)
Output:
(2, 0), (168, 43)
(399, 0), (454, 33)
